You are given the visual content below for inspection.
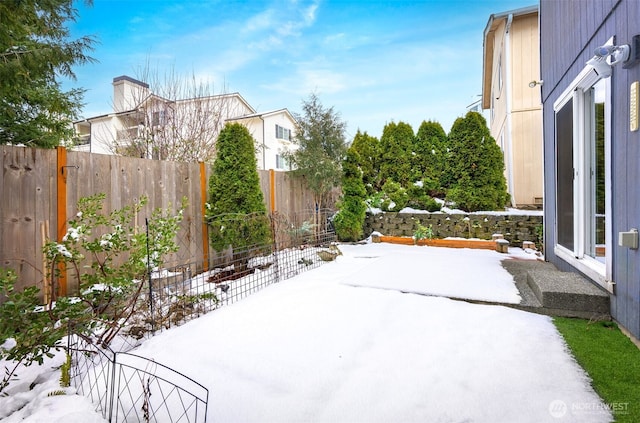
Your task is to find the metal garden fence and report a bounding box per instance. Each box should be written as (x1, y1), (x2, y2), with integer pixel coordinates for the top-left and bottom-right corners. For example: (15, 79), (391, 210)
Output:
(127, 208), (337, 337)
(68, 209), (337, 421)
(68, 332), (209, 423)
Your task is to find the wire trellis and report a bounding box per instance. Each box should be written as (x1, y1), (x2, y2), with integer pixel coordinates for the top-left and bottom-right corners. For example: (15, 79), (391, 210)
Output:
(128, 209), (338, 336)
(68, 209), (337, 422)
(68, 332), (209, 423)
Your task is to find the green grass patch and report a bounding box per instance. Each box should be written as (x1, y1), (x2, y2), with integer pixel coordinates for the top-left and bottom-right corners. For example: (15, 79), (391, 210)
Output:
(554, 317), (640, 422)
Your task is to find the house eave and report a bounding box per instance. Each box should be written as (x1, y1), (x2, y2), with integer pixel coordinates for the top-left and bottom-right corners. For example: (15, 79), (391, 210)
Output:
(482, 4), (538, 109)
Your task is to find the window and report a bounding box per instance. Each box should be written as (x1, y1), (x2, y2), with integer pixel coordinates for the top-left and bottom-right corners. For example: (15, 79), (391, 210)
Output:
(276, 154), (289, 170)
(276, 124), (290, 141)
(553, 64), (611, 285)
(152, 110), (166, 126)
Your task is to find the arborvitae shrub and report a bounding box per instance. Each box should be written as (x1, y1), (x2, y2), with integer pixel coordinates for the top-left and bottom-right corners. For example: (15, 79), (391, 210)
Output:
(406, 183), (441, 212)
(378, 122), (415, 188)
(415, 120), (448, 187)
(207, 123), (271, 268)
(334, 149), (367, 241)
(445, 112), (509, 211)
(349, 130), (380, 196)
(380, 180), (408, 211)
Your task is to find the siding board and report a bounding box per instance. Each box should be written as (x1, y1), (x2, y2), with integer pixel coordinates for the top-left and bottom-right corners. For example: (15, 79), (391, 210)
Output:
(542, 0), (640, 339)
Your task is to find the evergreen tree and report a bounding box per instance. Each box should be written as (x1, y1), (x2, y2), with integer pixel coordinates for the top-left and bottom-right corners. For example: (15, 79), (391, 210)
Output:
(288, 93), (348, 210)
(349, 130), (379, 195)
(333, 148), (367, 241)
(0, 0), (96, 147)
(446, 111), (509, 212)
(415, 120), (448, 193)
(378, 121), (414, 188)
(207, 123), (271, 270)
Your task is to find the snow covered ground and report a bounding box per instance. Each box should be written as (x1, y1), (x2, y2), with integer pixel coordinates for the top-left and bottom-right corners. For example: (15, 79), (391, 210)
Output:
(0, 243), (612, 422)
(339, 242), (523, 303)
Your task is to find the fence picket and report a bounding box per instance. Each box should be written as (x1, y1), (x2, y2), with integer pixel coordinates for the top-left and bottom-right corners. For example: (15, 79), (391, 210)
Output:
(0, 145), (338, 298)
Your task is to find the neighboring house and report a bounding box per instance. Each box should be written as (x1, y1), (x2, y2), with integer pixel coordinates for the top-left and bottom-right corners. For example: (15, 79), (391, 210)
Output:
(482, 5), (543, 209)
(227, 109), (298, 171)
(73, 76), (296, 168)
(540, 0), (640, 341)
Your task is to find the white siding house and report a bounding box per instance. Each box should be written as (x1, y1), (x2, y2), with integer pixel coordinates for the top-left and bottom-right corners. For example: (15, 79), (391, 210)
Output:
(73, 76), (296, 168)
(227, 109), (298, 171)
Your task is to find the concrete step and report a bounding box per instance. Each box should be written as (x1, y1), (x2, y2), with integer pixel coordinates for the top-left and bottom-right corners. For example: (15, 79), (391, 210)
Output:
(501, 259), (610, 319)
(526, 267), (610, 316)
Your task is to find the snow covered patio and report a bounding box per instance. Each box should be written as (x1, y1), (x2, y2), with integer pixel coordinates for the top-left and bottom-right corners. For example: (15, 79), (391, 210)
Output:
(128, 242), (611, 423)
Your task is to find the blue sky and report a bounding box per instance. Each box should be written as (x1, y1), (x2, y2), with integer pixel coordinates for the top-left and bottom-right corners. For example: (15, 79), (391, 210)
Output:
(67, 0), (535, 140)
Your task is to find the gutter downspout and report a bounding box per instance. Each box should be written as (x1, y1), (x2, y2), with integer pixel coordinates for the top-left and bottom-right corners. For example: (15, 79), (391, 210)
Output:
(505, 13), (517, 206)
(88, 120), (93, 153)
(259, 115), (266, 169)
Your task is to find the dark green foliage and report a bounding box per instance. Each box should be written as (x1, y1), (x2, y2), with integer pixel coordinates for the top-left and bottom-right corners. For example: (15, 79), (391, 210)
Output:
(378, 121), (415, 188)
(406, 183), (441, 212)
(334, 149), (367, 241)
(380, 180), (408, 212)
(208, 123), (271, 265)
(349, 130), (379, 195)
(0, 269), (68, 393)
(0, 0), (96, 147)
(287, 93), (348, 209)
(554, 318), (640, 423)
(445, 111), (509, 211)
(415, 120), (448, 191)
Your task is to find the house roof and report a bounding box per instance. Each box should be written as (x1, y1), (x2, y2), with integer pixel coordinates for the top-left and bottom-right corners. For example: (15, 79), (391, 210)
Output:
(481, 5), (538, 109)
(227, 108), (296, 123)
(113, 75), (149, 89)
(74, 92), (256, 125)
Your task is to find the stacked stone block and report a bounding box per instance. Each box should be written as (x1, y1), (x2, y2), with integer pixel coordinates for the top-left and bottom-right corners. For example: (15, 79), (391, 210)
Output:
(364, 212), (543, 247)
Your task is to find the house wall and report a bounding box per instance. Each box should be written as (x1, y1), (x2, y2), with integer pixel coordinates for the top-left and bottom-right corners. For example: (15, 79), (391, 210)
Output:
(489, 20), (508, 148)
(89, 117), (120, 155)
(236, 112), (297, 171)
(486, 11), (543, 208)
(262, 113), (296, 170)
(113, 77), (149, 113)
(540, 0), (640, 338)
(509, 13), (543, 207)
(81, 93), (257, 161)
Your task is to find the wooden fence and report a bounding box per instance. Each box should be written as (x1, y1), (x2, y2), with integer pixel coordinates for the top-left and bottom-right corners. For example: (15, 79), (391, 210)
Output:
(0, 145), (334, 296)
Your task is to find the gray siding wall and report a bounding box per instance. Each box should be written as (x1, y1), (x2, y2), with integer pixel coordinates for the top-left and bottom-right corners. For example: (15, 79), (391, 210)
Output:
(540, 0), (640, 338)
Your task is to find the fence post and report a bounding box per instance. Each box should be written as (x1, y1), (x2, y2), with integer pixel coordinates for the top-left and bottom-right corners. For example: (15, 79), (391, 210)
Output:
(146, 218), (155, 333)
(269, 214), (280, 282)
(56, 146), (68, 296)
(269, 169), (276, 213)
(108, 350), (117, 422)
(200, 162), (209, 272)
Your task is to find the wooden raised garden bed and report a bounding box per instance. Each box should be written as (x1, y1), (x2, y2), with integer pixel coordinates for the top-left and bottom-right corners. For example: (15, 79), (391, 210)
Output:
(374, 235), (502, 251)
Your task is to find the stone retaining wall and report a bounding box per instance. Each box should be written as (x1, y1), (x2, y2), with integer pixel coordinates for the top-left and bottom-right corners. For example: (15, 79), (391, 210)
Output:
(364, 212), (543, 247)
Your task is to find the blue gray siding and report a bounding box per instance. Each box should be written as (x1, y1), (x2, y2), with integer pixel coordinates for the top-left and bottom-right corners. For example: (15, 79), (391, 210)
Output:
(540, 0), (640, 338)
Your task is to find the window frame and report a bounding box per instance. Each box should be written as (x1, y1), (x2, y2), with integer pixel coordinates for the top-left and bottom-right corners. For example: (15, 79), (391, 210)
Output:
(552, 61), (613, 290)
(275, 124), (290, 141)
